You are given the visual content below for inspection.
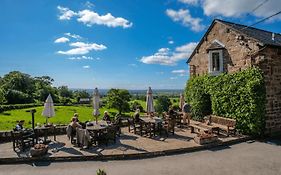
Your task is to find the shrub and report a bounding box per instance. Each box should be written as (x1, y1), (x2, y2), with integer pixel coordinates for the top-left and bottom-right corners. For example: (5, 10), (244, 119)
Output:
(0, 103), (42, 113)
(106, 89), (131, 114)
(129, 101), (144, 112)
(155, 96), (172, 114)
(185, 76), (212, 121)
(96, 169), (106, 175)
(185, 67), (266, 136)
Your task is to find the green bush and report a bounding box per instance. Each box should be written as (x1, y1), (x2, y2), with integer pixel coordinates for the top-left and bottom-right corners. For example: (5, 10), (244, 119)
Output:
(129, 100), (144, 112)
(155, 96), (172, 114)
(0, 103), (42, 113)
(185, 76), (212, 121)
(185, 67), (266, 136)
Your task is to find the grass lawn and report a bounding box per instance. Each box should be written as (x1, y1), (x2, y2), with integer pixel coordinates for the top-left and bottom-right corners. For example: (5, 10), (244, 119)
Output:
(0, 98), (179, 131)
(0, 106), (120, 131)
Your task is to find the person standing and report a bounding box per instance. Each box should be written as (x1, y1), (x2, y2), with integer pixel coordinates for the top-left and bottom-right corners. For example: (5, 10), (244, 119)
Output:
(182, 102), (191, 125)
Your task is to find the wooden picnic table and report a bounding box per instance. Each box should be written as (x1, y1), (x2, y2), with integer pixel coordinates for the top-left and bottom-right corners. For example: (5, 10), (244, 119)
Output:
(86, 121), (110, 145)
(86, 120), (110, 131)
(34, 125), (56, 143)
(140, 117), (163, 124)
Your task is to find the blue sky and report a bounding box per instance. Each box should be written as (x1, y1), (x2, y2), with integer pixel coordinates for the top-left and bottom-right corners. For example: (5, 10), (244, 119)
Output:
(1, 0), (281, 90)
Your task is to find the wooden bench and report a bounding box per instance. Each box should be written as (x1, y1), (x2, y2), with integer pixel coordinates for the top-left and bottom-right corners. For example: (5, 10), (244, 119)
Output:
(189, 123), (209, 134)
(208, 115), (236, 136)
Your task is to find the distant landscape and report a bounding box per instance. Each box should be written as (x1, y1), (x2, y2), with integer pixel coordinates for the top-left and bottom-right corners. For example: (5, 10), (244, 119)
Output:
(72, 89), (184, 96)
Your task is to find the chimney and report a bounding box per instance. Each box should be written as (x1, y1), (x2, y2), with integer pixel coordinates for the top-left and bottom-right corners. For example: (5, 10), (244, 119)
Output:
(272, 33), (275, 41)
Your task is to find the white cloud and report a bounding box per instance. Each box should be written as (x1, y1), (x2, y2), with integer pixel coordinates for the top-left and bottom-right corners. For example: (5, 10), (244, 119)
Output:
(57, 41), (107, 55)
(140, 42), (198, 66)
(172, 69), (188, 76)
(179, 0), (199, 5)
(166, 9), (205, 32)
(168, 40), (174, 44)
(193, 0), (281, 20)
(54, 37), (69, 43)
(83, 65), (90, 69)
(57, 6), (77, 20)
(68, 56), (95, 60)
(57, 6), (133, 28)
(64, 33), (82, 40)
(77, 10), (133, 28)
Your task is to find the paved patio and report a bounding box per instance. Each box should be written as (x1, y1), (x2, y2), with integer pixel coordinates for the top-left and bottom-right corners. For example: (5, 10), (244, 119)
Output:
(0, 127), (244, 159)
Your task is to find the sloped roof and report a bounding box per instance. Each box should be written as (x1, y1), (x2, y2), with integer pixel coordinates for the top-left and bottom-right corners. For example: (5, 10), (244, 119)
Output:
(187, 19), (281, 63)
(218, 19), (281, 47)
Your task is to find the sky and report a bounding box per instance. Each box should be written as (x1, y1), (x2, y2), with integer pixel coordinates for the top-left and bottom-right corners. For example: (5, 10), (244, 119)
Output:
(0, 0), (281, 90)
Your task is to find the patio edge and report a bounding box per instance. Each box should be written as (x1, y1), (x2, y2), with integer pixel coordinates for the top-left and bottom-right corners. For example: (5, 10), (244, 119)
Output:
(0, 136), (252, 164)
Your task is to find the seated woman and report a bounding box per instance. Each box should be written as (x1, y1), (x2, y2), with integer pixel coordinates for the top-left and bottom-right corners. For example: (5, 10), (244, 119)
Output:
(73, 113), (80, 122)
(133, 109), (140, 123)
(102, 111), (111, 123)
(70, 117), (82, 130)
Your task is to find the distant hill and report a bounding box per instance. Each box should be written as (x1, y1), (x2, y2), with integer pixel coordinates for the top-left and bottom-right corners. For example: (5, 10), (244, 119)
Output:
(71, 88), (184, 96)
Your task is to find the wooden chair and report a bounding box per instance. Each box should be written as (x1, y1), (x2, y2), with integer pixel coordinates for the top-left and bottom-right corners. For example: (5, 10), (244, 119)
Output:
(161, 118), (175, 137)
(105, 125), (117, 145)
(127, 118), (135, 133)
(11, 130), (35, 152)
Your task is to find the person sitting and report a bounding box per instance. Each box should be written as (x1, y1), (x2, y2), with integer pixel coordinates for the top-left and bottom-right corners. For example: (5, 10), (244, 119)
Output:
(168, 106), (177, 120)
(70, 117), (82, 130)
(133, 109), (141, 123)
(14, 120), (25, 131)
(73, 113), (80, 122)
(103, 111), (111, 123)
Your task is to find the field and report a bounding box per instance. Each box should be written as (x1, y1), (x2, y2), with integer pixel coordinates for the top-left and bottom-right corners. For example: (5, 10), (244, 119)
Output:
(0, 98), (180, 131)
(0, 106), (121, 131)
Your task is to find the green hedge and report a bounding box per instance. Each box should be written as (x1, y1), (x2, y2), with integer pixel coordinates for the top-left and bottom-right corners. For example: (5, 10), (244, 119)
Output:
(185, 67), (266, 136)
(0, 103), (42, 113)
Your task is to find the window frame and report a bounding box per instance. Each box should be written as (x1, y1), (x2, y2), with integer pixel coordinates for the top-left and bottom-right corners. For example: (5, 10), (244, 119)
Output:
(208, 49), (223, 75)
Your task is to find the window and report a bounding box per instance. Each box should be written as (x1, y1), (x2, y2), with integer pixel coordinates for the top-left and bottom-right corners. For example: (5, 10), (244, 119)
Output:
(208, 50), (223, 75)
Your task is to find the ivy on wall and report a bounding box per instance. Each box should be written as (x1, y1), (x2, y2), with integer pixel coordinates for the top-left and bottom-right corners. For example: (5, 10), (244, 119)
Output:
(185, 67), (266, 136)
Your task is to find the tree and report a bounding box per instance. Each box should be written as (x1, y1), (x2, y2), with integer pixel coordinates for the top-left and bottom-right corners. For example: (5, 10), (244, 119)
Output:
(73, 90), (90, 103)
(0, 88), (6, 104)
(34, 76), (54, 87)
(106, 89), (131, 114)
(155, 96), (172, 113)
(33, 76), (58, 102)
(1, 71), (35, 104)
(2, 71), (35, 94)
(58, 86), (73, 98)
(130, 100), (144, 112)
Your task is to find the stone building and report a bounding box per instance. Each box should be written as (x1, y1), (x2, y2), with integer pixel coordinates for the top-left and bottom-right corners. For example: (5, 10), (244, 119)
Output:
(187, 19), (281, 134)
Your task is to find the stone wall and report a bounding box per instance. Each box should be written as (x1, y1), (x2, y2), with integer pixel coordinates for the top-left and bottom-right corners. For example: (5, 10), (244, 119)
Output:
(257, 47), (281, 133)
(0, 126), (67, 143)
(189, 22), (260, 76)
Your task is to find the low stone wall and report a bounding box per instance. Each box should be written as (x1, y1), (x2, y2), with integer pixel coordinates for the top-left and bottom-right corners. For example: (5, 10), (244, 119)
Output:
(0, 125), (67, 143)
